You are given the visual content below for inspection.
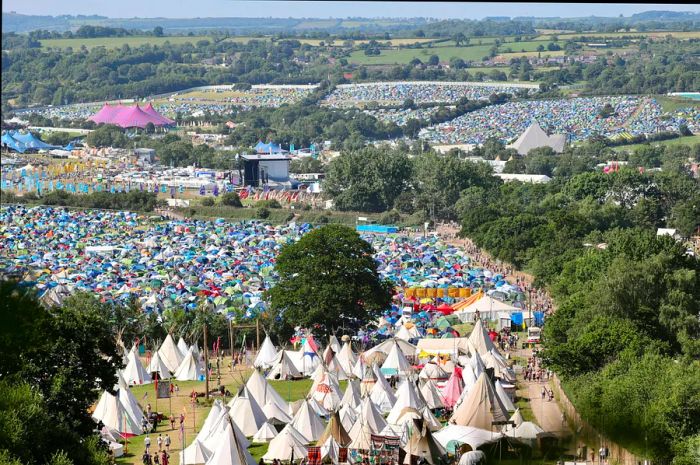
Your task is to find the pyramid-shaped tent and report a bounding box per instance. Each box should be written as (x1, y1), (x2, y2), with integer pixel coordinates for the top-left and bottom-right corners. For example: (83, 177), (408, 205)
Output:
(441, 368), (464, 409)
(381, 341), (412, 376)
(253, 421), (279, 443)
(506, 122), (566, 155)
(92, 390), (143, 437)
(267, 350), (303, 380)
(254, 335), (279, 369)
(420, 379), (445, 410)
(123, 349), (152, 385)
(227, 386), (267, 436)
(246, 369), (289, 415)
(158, 334), (184, 373)
(291, 400), (326, 443)
(180, 439), (211, 465)
(174, 347), (203, 381)
(387, 379), (425, 425)
(262, 424), (308, 462)
(449, 373), (509, 430)
(147, 350), (171, 379)
(207, 419), (257, 465)
(316, 411), (351, 447)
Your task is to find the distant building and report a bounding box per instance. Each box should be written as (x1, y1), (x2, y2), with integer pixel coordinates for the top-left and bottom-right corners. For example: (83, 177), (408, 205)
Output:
(506, 123), (566, 155)
(496, 173), (552, 183)
(134, 148), (156, 165)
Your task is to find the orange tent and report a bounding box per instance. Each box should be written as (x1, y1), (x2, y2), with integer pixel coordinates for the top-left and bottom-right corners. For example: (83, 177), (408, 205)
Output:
(450, 290), (483, 311)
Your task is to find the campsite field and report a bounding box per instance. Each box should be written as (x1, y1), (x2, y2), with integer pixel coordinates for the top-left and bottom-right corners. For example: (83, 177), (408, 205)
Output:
(114, 364), (325, 465)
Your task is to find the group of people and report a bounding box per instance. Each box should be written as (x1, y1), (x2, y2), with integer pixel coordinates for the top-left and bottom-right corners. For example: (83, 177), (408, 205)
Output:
(323, 82), (532, 108)
(419, 96), (693, 145)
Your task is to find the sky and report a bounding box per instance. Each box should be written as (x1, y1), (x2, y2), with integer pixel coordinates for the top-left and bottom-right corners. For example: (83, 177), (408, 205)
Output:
(2, 1), (698, 20)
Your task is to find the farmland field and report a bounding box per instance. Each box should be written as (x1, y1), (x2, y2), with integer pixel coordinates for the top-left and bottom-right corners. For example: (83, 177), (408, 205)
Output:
(656, 95), (700, 113)
(535, 30), (700, 41)
(348, 44), (497, 65)
(612, 134), (700, 152)
(41, 35), (215, 50)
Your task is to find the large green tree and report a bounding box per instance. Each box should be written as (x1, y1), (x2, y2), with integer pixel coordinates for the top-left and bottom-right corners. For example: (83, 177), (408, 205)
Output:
(266, 225), (392, 337)
(0, 282), (119, 465)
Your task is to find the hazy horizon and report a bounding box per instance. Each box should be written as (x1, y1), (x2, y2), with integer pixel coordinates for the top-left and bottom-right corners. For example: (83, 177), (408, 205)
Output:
(2, 1), (698, 21)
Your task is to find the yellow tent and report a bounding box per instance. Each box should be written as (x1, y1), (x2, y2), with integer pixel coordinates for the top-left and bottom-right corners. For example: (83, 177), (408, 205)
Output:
(450, 290), (483, 311)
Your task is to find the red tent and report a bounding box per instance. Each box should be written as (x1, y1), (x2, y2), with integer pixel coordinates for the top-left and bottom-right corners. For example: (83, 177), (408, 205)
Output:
(436, 303), (454, 315)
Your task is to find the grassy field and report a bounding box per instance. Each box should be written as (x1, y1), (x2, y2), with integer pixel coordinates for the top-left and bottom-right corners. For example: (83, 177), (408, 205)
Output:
(655, 95), (700, 113)
(612, 134), (700, 152)
(535, 30), (700, 41)
(41, 35), (214, 50)
(348, 44), (496, 65)
(114, 362), (323, 465)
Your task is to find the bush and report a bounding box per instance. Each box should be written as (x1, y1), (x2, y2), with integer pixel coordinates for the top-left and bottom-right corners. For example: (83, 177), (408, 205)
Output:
(256, 199), (282, 209)
(285, 212), (296, 222)
(201, 197), (215, 206)
(220, 192), (242, 207)
(257, 207), (270, 219)
(379, 210), (402, 225)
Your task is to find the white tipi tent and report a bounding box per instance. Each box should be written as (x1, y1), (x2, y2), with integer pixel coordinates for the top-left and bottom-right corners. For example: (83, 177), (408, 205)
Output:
(369, 365), (396, 414)
(92, 391), (143, 437)
(353, 396), (387, 434)
(253, 421), (279, 443)
(420, 379), (445, 410)
(174, 347), (204, 381)
(196, 400), (224, 444)
(337, 341), (357, 376)
(206, 419), (257, 465)
(267, 350), (303, 380)
(290, 400), (326, 443)
(177, 337), (189, 357)
(180, 439), (212, 465)
(147, 349), (171, 379)
(262, 424), (308, 462)
(254, 335), (279, 369)
(387, 379), (426, 424)
(340, 379), (362, 409)
(227, 387), (267, 437)
(246, 369), (289, 415)
(495, 380), (516, 412)
(263, 400), (293, 425)
(158, 334), (184, 373)
(381, 341), (412, 376)
(123, 349), (152, 385)
(449, 373), (509, 430)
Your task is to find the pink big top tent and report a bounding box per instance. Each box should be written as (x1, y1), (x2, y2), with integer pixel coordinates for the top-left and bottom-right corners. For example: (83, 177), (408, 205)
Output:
(441, 366), (464, 408)
(88, 103), (173, 129)
(143, 102), (175, 125)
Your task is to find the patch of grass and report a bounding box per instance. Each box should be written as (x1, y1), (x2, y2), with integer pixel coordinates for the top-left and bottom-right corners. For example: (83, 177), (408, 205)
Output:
(612, 134), (700, 152)
(41, 35), (214, 50)
(655, 95), (700, 113)
(248, 442), (270, 461)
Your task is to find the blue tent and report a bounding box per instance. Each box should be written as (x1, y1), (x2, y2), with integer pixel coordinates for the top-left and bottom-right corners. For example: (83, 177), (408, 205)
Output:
(254, 141), (284, 154)
(1, 132), (26, 153)
(8, 131), (58, 150)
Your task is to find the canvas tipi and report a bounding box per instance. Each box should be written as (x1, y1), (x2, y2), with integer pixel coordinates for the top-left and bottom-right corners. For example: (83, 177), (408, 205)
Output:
(449, 373), (509, 430)
(262, 424), (308, 462)
(227, 387), (267, 437)
(123, 349), (151, 385)
(291, 400), (326, 443)
(254, 335), (279, 369)
(158, 334), (184, 373)
(174, 347), (203, 381)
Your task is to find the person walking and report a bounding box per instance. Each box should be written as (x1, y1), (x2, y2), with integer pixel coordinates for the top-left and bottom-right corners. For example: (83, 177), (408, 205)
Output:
(157, 434), (163, 451)
(164, 434), (171, 452)
(144, 435), (151, 453)
(169, 414), (175, 430)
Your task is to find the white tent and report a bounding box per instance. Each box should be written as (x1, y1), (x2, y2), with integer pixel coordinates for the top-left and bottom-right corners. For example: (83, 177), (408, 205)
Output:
(246, 369), (289, 415)
(433, 425), (498, 452)
(388, 379), (426, 425)
(254, 335), (279, 369)
(319, 436), (340, 464)
(227, 387), (267, 437)
(174, 347), (204, 381)
(351, 356), (365, 380)
(307, 396), (330, 418)
(380, 342), (412, 376)
(507, 421), (545, 447)
(420, 380), (445, 410)
(395, 324), (420, 341)
(364, 338), (416, 359)
(177, 337), (189, 357)
(196, 400), (224, 444)
(263, 400), (293, 425)
(262, 424), (308, 462)
(253, 421), (279, 443)
(267, 350), (303, 380)
(180, 439), (212, 465)
(202, 407), (250, 453)
(147, 350), (171, 379)
(92, 391), (143, 437)
(449, 373), (509, 430)
(116, 383), (146, 434)
(337, 341), (357, 376)
(158, 334), (184, 373)
(328, 335), (341, 354)
(340, 379), (362, 409)
(369, 364), (396, 414)
(347, 421), (373, 450)
(123, 350), (152, 385)
(339, 403), (357, 434)
(206, 419), (257, 465)
(309, 367), (343, 411)
(419, 363), (449, 381)
(291, 400), (326, 443)
(456, 297), (520, 324)
(353, 396), (387, 434)
(510, 409), (524, 427)
(495, 380), (516, 412)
